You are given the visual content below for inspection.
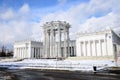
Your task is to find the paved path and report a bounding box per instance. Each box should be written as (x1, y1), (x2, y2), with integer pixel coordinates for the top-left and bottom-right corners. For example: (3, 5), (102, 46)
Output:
(1, 69), (120, 80)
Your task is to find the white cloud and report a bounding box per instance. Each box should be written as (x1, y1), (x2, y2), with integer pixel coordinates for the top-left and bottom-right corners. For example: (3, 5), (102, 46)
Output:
(0, 20), (31, 43)
(30, 22), (43, 41)
(79, 12), (120, 32)
(58, 0), (67, 6)
(40, 0), (120, 39)
(19, 4), (30, 13)
(0, 4), (34, 44)
(0, 0), (120, 45)
(0, 9), (14, 20)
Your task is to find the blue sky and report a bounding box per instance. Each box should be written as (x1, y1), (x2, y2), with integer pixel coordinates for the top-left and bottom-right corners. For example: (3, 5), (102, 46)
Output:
(0, 0), (58, 9)
(0, 0), (89, 9)
(0, 0), (120, 48)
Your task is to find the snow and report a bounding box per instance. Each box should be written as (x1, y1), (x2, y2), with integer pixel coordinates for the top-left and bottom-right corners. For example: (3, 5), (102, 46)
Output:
(0, 59), (119, 71)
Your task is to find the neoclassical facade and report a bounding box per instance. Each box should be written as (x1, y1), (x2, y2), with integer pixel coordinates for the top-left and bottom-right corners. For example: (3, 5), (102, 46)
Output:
(14, 41), (43, 59)
(76, 29), (120, 61)
(42, 21), (71, 58)
(13, 21), (120, 62)
(14, 40), (76, 59)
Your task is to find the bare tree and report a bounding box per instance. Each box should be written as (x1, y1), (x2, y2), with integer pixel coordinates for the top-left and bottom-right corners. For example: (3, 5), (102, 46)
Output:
(0, 46), (6, 57)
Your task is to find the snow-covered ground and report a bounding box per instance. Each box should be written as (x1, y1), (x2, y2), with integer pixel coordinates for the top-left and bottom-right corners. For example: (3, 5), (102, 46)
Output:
(0, 59), (119, 71)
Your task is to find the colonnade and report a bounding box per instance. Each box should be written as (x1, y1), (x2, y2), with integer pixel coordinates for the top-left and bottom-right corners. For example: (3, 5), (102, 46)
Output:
(14, 47), (28, 59)
(79, 39), (108, 57)
(14, 47), (43, 59)
(31, 47), (43, 58)
(43, 21), (71, 58)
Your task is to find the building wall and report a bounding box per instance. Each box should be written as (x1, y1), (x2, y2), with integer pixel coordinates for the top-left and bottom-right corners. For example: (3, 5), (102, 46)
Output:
(14, 41), (43, 59)
(14, 41), (30, 59)
(76, 30), (114, 60)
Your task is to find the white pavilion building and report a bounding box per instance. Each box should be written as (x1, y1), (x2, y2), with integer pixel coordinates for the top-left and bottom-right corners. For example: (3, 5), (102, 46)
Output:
(13, 21), (120, 62)
(76, 29), (120, 62)
(14, 40), (76, 59)
(14, 41), (43, 59)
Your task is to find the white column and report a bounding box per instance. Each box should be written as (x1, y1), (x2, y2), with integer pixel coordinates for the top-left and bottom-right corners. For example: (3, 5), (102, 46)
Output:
(51, 29), (54, 58)
(23, 48), (25, 58)
(32, 47), (34, 58)
(19, 48), (21, 58)
(23, 48), (24, 58)
(26, 47), (28, 58)
(67, 29), (70, 57)
(56, 42), (58, 58)
(17, 48), (20, 58)
(21, 48), (23, 59)
(40, 47), (42, 58)
(30, 47), (32, 58)
(17, 48), (18, 58)
(50, 29), (53, 58)
(20, 48), (22, 59)
(14, 48), (15, 58)
(41, 47), (43, 58)
(14, 48), (16, 58)
(39, 48), (41, 58)
(38, 48), (39, 58)
(96, 40), (101, 56)
(90, 41), (92, 56)
(43, 29), (46, 58)
(48, 31), (50, 58)
(92, 41), (96, 56)
(37, 48), (39, 58)
(24, 47), (26, 58)
(19, 48), (20, 58)
(18, 48), (19, 58)
(99, 40), (102, 56)
(36, 48), (38, 59)
(87, 41), (91, 56)
(16, 48), (18, 58)
(85, 41), (87, 56)
(36, 48), (37, 59)
(23, 47), (25, 58)
(25, 47), (26, 58)
(83, 41), (86, 56)
(101, 40), (104, 56)
(35, 48), (37, 58)
(80, 42), (84, 56)
(38, 48), (40, 58)
(64, 29), (67, 58)
(53, 30), (56, 58)
(105, 38), (108, 56)
(58, 26), (61, 58)
(95, 40), (97, 56)
(20, 48), (22, 58)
